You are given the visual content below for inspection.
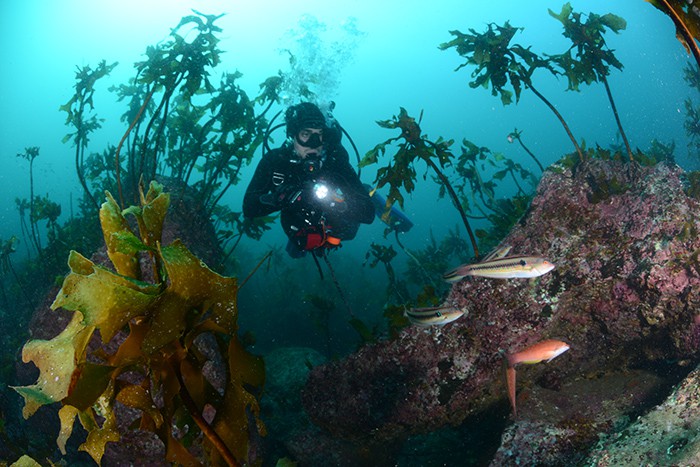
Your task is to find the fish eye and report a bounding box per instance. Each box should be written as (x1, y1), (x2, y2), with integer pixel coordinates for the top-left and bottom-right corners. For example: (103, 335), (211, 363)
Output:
(519, 259), (527, 266)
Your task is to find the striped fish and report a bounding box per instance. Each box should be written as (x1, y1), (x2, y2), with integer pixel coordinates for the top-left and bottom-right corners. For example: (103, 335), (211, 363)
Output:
(481, 245), (512, 262)
(443, 255), (555, 282)
(404, 305), (465, 327)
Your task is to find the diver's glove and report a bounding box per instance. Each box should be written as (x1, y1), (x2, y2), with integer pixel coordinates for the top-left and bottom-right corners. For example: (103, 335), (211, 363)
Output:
(259, 184), (303, 209)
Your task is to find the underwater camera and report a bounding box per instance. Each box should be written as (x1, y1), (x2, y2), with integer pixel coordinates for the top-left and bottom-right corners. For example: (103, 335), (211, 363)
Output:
(309, 180), (346, 211)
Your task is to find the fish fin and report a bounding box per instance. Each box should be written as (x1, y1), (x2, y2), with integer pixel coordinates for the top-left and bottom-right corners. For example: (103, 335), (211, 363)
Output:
(496, 245), (512, 259)
(483, 245), (512, 262)
(545, 353), (563, 363)
(482, 249), (497, 262)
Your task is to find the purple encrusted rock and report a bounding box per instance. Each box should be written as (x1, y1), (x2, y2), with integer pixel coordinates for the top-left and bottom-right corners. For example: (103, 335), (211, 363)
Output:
(300, 159), (700, 462)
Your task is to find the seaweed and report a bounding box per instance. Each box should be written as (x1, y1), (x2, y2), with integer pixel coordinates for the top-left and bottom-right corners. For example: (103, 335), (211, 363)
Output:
(364, 242), (409, 304)
(647, 0), (700, 69)
(684, 97), (700, 153)
(360, 107), (480, 258)
(213, 207), (275, 268)
(53, 11), (282, 268)
(452, 139), (537, 250)
(475, 194), (535, 253)
(365, 229), (468, 338)
(682, 63), (700, 160)
(15, 147), (43, 257)
(0, 236), (27, 309)
(683, 171), (700, 200)
(587, 173), (630, 204)
(12, 183), (264, 466)
(404, 227), (470, 293)
(548, 3), (634, 162)
(508, 129), (544, 173)
(440, 21), (584, 161)
(60, 61), (119, 211)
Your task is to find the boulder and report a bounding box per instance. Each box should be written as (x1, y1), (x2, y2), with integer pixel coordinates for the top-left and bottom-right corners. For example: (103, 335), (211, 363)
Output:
(301, 159), (700, 461)
(584, 362), (700, 465)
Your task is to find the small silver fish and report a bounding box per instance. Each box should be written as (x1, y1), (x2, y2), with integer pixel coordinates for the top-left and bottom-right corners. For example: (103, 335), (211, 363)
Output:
(404, 305), (465, 327)
(443, 255), (555, 282)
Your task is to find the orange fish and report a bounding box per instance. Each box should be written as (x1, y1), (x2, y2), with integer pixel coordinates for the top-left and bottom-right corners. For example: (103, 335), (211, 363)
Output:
(503, 339), (570, 417)
(507, 339), (570, 367)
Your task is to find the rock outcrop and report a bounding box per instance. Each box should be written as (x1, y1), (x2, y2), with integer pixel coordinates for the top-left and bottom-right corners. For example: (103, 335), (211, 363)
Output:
(585, 362), (700, 465)
(300, 159), (700, 462)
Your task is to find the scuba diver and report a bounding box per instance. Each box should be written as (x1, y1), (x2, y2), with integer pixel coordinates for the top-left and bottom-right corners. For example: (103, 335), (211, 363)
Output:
(243, 102), (375, 258)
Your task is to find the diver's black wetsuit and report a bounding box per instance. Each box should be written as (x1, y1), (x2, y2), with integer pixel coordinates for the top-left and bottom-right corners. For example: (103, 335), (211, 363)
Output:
(243, 141), (374, 255)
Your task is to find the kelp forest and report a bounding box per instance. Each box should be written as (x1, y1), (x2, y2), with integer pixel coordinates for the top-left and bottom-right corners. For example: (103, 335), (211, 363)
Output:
(2, 2), (700, 466)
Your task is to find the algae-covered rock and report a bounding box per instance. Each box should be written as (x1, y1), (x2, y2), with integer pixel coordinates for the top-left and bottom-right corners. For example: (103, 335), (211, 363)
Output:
(489, 369), (669, 465)
(585, 362), (700, 466)
(300, 159), (700, 462)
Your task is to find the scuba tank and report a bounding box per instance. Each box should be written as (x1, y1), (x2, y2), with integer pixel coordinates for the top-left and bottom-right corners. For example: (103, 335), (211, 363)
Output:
(364, 184), (414, 233)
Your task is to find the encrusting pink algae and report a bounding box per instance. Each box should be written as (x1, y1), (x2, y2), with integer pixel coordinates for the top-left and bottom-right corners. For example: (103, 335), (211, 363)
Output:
(294, 158), (700, 464)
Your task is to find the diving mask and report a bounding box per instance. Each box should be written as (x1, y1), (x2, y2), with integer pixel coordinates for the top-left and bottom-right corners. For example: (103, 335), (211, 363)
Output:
(296, 128), (323, 148)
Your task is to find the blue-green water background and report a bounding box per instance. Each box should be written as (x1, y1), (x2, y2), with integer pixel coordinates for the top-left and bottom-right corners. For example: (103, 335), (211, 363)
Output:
(0, 0), (696, 354)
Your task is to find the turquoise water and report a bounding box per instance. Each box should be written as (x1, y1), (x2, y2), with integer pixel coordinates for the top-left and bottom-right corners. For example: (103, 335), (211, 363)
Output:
(1, 0), (692, 248)
(0, 0), (697, 464)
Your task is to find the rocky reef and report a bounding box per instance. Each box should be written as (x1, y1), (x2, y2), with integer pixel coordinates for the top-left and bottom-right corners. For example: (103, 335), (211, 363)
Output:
(298, 158), (700, 463)
(586, 362), (700, 465)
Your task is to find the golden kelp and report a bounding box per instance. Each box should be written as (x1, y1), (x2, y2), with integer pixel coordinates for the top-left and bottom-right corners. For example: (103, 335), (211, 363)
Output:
(12, 181), (263, 466)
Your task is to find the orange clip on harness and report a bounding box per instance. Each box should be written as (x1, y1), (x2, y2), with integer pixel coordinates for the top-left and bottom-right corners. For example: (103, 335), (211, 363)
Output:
(301, 219), (341, 251)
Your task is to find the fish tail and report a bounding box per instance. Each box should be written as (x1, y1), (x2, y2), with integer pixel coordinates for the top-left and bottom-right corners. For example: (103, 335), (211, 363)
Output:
(443, 265), (471, 283)
(503, 351), (516, 368)
(504, 362), (517, 418)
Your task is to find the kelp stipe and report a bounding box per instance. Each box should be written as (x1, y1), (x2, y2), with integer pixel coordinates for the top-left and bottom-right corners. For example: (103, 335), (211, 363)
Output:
(548, 3), (633, 162)
(647, 0), (700, 69)
(12, 182), (264, 466)
(360, 107), (480, 259)
(60, 60), (118, 212)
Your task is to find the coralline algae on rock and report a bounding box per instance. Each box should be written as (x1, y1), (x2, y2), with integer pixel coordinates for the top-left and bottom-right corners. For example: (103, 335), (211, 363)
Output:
(300, 159), (700, 463)
(585, 362), (700, 465)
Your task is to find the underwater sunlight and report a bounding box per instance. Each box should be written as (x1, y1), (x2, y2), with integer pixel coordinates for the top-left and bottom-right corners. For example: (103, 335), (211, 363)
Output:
(1, 0), (700, 465)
